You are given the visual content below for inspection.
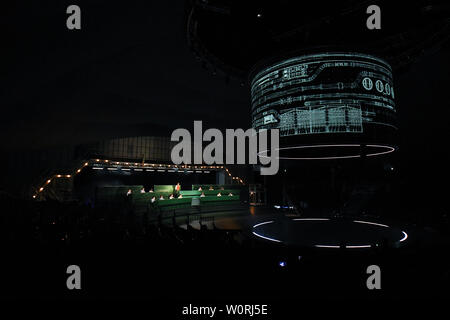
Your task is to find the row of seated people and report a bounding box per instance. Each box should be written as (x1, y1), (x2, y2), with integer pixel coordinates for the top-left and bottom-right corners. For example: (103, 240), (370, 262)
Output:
(127, 186), (225, 195)
(126, 188), (234, 202)
(149, 192), (234, 203)
(126, 182), (230, 196)
(197, 186), (225, 191)
(127, 182), (180, 195)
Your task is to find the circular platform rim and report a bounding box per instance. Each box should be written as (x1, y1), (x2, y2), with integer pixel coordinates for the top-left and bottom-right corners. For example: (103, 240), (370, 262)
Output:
(252, 218), (408, 249)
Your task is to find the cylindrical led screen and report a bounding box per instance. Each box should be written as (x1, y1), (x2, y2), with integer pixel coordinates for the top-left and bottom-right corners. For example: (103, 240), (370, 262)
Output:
(251, 53), (396, 143)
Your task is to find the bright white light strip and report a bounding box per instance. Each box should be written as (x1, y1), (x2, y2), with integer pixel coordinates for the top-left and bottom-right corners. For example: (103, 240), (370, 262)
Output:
(252, 221), (282, 242)
(168, 170), (176, 172)
(315, 245), (340, 248)
(195, 171), (202, 173)
(252, 232), (281, 243)
(204, 171), (210, 173)
(134, 168), (143, 171)
(353, 220), (389, 228)
(399, 231), (408, 242)
(122, 168), (130, 171)
(366, 145), (396, 157)
(107, 168), (116, 171)
(157, 170), (165, 172)
(93, 167), (103, 170)
(346, 245), (372, 249)
(315, 244), (372, 249)
(253, 220), (274, 228)
(293, 218), (330, 221)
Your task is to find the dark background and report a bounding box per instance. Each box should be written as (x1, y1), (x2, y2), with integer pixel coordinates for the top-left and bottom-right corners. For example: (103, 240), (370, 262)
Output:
(2, 1), (449, 206)
(0, 0), (449, 309)
(1, 1), (250, 150)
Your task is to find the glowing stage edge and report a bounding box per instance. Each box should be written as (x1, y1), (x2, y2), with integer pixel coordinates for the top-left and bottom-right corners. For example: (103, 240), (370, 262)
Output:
(252, 219), (408, 248)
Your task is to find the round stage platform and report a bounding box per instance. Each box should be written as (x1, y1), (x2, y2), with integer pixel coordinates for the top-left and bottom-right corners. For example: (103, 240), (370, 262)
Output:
(252, 218), (408, 249)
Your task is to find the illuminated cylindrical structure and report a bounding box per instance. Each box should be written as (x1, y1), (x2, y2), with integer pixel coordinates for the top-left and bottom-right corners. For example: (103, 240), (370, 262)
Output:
(250, 52), (397, 159)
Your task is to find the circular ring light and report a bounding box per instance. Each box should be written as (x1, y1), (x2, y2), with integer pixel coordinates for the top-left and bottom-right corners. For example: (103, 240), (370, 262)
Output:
(258, 144), (395, 160)
(252, 218), (407, 248)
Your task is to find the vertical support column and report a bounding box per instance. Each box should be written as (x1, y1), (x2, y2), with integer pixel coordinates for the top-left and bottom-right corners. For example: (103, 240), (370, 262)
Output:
(216, 170), (226, 185)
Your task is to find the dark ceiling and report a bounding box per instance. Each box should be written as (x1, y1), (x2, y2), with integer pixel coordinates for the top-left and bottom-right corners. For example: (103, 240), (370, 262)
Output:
(1, 1), (250, 150)
(1, 0), (449, 172)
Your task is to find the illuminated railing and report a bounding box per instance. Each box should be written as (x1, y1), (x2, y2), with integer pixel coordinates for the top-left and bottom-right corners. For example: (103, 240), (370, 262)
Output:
(224, 167), (244, 185)
(32, 159), (244, 199)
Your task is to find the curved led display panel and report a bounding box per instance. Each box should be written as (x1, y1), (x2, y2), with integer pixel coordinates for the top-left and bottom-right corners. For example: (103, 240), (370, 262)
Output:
(250, 52), (397, 159)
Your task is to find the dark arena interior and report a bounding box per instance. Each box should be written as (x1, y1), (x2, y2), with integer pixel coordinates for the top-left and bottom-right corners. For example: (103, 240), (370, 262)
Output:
(1, 0), (450, 315)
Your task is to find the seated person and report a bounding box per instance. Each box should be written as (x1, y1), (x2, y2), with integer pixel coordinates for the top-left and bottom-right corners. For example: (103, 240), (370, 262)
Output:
(209, 186), (214, 190)
(126, 189), (132, 196)
(200, 192), (205, 197)
(198, 187), (202, 191)
(159, 195), (165, 200)
(175, 182), (181, 193)
(228, 192), (233, 196)
(217, 192), (222, 197)
(149, 188), (154, 193)
(151, 196), (156, 203)
(178, 194), (183, 199)
(140, 187), (146, 193)
(169, 194), (174, 199)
